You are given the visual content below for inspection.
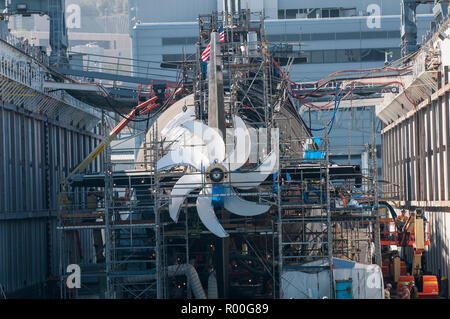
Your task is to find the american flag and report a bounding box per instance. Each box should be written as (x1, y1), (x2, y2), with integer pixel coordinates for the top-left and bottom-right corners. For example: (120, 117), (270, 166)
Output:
(201, 26), (224, 62)
(219, 25), (225, 43)
(201, 43), (211, 62)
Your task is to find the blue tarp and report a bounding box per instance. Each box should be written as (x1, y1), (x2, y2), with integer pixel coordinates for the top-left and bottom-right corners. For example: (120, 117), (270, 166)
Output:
(304, 151), (326, 160)
(211, 184), (225, 207)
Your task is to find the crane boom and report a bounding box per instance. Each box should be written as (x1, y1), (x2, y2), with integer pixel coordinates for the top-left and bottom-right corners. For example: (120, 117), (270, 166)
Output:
(63, 97), (159, 186)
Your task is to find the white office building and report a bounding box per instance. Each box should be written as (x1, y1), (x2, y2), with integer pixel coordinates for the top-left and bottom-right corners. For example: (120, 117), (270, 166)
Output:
(130, 0), (435, 81)
(129, 0), (437, 172)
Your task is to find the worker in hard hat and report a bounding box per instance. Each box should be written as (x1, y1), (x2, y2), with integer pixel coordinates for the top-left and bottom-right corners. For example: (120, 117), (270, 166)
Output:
(397, 209), (408, 231)
(384, 283), (392, 299)
(400, 282), (411, 299)
(410, 281), (419, 299)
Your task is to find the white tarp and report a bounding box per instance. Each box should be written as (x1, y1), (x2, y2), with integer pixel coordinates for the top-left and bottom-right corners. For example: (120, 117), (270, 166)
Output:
(281, 258), (384, 299)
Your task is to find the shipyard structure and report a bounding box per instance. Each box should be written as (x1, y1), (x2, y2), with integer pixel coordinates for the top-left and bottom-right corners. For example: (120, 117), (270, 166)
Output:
(0, 0), (449, 299)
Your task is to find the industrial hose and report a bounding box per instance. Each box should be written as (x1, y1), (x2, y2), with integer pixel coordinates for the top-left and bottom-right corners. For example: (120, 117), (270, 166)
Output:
(207, 272), (218, 299)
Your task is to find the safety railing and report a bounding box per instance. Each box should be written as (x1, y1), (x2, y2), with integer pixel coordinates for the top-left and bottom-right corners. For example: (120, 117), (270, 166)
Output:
(60, 51), (180, 83)
(0, 30), (49, 65)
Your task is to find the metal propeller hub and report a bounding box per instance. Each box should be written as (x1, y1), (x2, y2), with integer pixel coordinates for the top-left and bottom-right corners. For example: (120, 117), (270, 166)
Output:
(209, 168), (224, 183)
(156, 109), (278, 238)
(206, 164), (228, 184)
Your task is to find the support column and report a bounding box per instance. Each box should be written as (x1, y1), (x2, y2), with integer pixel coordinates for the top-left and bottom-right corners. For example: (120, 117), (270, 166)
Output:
(49, 0), (69, 66)
(103, 109), (114, 299)
(372, 109), (382, 267)
(401, 0), (418, 57)
(207, 31), (228, 299)
(208, 32), (226, 136)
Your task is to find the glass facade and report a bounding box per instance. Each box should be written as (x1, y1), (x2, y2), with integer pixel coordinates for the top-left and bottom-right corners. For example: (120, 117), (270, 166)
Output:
(266, 30), (401, 43)
(278, 7), (357, 20)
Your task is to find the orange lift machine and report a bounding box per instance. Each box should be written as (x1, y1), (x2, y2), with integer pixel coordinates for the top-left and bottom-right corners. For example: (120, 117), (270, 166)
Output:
(380, 209), (439, 298)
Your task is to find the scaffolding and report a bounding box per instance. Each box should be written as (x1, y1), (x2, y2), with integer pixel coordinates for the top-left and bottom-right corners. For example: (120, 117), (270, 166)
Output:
(275, 131), (381, 298)
(55, 9), (382, 300)
(105, 121), (164, 299)
(56, 112), (166, 299)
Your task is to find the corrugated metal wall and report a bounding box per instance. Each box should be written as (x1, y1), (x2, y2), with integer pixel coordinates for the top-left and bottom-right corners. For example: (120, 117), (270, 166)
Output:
(380, 65), (450, 297)
(0, 218), (48, 293)
(0, 101), (102, 296)
(381, 73), (450, 204)
(424, 211), (450, 296)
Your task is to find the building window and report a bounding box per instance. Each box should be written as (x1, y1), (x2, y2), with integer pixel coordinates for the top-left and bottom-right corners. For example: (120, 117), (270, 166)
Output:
(360, 48), (385, 61)
(336, 49), (361, 63)
(330, 9), (340, 17)
(311, 33), (335, 41)
(286, 9), (298, 19)
(297, 48), (400, 65)
(335, 32), (361, 40)
(323, 50), (336, 63)
(278, 7), (352, 20)
(310, 50), (323, 63)
(361, 31), (388, 39)
(162, 54), (183, 61)
(162, 54), (195, 62)
(69, 40), (111, 49)
(268, 30), (401, 42)
(301, 51), (311, 62)
(387, 31), (401, 38)
(162, 37), (198, 46)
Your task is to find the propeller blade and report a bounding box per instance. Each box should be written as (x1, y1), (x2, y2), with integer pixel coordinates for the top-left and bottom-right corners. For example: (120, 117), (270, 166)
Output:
(197, 187), (229, 238)
(161, 107), (207, 153)
(224, 188), (271, 216)
(169, 174), (203, 222)
(223, 116), (251, 172)
(229, 151), (278, 190)
(163, 126), (208, 159)
(182, 120), (226, 163)
(161, 107), (195, 139)
(157, 147), (210, 172)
